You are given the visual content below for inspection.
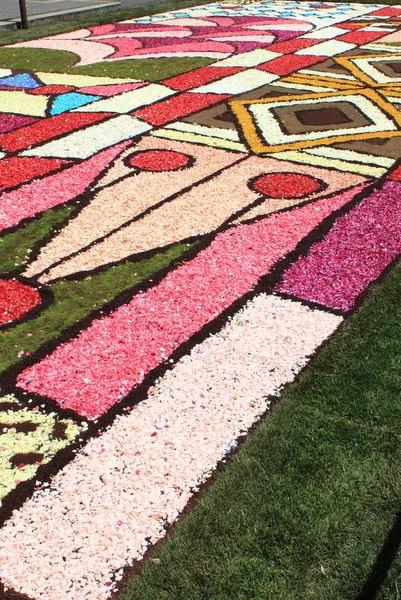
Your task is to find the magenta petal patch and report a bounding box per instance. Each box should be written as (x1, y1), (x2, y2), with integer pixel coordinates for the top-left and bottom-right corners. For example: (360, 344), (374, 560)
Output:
(276, 180), (401, 311)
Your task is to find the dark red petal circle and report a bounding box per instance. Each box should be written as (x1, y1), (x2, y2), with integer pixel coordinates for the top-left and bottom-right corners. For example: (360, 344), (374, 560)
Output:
(0, 279), (42, 326)
(127, 149), (192, 172)
(250, 172), (324, 199)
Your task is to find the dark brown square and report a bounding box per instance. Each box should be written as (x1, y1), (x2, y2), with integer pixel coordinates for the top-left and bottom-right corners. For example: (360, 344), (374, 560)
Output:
(272, 100), (374, 136)
(295, 107), (352, 126)
(183, 84), (303, 131)
(216, 110), (236, 124)
(385, 61), (401, 75)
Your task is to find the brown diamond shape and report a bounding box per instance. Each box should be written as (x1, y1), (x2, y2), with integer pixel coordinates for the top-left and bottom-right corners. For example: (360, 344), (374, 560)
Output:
(271, 100), (374, 136)
(374, 60), (401, 78)
(296, 107), (352, 126)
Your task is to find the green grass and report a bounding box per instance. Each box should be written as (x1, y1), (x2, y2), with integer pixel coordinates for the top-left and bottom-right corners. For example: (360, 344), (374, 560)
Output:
(378, 553), (401, 600)
(0, 206), (196, 372)
(0, 1), (400, 597)
(71, 57), (214, 80)
(0, 0), (399, 50)
(0, 47), (213, 80)
(0, 205), (74, 272)
(0, 48), (78, 72)
(0, 0), (398, 80)
(0, 0), (213, 46)
(118, 260), (401, 600)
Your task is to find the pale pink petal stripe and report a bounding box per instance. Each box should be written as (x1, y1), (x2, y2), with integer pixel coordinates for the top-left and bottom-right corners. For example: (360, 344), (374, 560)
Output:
(24, 140), (240, 278)
(0, 295), (342, 600)
(39, 156), (365, 282)
(17, 184), (365, 418)
(0, 141), (130, 231)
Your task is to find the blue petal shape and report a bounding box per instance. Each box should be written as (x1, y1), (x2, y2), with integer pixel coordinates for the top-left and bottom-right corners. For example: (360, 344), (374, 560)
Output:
(50, 92), (101, 116)
(0, 73), (40, 89)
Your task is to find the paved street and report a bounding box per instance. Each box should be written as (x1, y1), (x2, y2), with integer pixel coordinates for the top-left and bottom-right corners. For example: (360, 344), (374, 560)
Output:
(0, 0), (169, 28)
(0, 0), (121, 27)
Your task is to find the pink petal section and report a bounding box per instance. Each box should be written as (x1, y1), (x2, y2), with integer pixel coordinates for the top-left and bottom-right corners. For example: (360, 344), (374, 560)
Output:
(0, 141), (130, 231)
(202, 17), (236, 25)
(97, 29), (192, 39)
(51, 28), (92, 39)
(207, 35), (275, 43)
(25, 140), (240, 279)
(17, 184), (366, 418)
(157, 18), (221, 26)
(1, 295), (341, 600)
(275, 180), (401, 311)
(79, 83), (146, 96)
(35, 156), (366, 281)
(126, 41), (236, 58)
(96, 25), (191, 37)
(95, 37), (143, 60)
(89, 23), (118, 36)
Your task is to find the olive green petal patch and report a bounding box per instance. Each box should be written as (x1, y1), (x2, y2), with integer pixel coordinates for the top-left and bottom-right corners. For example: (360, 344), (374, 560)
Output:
(71, 57), (214, 81)
(0, 48), (80, 72)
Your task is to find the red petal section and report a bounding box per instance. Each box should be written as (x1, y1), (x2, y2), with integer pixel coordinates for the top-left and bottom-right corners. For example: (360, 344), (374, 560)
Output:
(163, 66), (243, 91)
(0, 279), (42, 326)
(251, 172), (323, 199)
(0, 157), (71, 192)
(257, 54), (326, 76)
(337, 30), (390, 44)
(133, 92), (232, 126)
(128, 149), (191, 172)
(0, 112), (112, 154)
(368, 6), (401, 16)
(268, 38), (319, 54)
(27, 85), (76, 96)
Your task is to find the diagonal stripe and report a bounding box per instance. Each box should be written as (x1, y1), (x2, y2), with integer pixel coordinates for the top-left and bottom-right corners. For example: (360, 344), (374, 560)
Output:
(0, 295), (342, 600)
(17, 184), (365, 418)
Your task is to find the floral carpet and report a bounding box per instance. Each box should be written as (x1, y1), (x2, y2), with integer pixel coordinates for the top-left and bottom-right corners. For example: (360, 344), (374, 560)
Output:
(0, 1), (400, 598)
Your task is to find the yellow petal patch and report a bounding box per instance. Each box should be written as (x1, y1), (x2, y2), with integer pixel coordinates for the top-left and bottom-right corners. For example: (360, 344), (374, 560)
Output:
(0, 394), (87, 505)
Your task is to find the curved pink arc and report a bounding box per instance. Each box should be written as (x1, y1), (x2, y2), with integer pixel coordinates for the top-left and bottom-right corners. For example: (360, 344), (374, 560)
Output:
(9, 39), (117, 67)
(17, 185), (366, 419)
(88, 23), (117, 36)
(96, 37), (143, 59)
(93, 27), (192, 38)
(125, 40), (236, 57)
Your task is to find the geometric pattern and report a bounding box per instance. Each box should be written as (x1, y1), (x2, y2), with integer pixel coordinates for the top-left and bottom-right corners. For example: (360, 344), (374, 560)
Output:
(7, 16), (313, 67)
(230, 88), (401, 153)
(336, 52), (401, 87)
(133, 1), (385, 27)
(0, 2), (401, 599)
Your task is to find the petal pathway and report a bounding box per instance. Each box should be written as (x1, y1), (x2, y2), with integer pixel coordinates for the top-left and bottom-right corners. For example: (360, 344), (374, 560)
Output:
(0, 295), (342, 600)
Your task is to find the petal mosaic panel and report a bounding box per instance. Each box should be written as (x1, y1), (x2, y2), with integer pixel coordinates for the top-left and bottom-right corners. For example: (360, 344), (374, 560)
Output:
(0, 1), (400, 599)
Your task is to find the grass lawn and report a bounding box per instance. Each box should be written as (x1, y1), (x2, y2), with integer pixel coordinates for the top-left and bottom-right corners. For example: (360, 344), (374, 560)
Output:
(119, 259), (401, 600)
(0, 0), (214, 46)
(0, 0), (217, 79)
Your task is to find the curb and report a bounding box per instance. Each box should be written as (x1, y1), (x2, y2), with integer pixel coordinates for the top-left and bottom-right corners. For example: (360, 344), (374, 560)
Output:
(0, 2), (120, 30)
